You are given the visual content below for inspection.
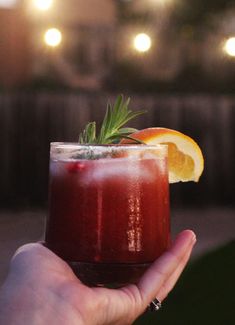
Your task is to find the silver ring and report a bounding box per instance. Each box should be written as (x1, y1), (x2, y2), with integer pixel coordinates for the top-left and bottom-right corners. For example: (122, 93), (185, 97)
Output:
(148, 298), (162, 312)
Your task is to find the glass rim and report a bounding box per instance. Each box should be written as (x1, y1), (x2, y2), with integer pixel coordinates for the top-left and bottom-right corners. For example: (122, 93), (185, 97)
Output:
(50, 142), (168, 151)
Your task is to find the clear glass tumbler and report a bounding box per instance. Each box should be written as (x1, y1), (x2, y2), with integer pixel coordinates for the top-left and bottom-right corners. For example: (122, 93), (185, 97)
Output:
(45, 143), (170, 287)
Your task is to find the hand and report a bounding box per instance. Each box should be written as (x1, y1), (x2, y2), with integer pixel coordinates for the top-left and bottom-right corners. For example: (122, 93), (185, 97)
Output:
(0, 230), (196, 325)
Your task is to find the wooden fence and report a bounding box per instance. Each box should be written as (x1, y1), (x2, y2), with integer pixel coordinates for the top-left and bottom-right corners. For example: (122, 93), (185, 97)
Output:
(0, 92), (235, 208)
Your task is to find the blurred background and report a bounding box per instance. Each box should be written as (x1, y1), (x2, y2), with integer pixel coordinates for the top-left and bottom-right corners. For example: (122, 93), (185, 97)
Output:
(0, 0), (235, 324)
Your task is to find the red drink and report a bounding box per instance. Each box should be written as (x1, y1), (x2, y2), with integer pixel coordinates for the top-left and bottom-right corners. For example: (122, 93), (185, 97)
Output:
(46, 144), (170, 286)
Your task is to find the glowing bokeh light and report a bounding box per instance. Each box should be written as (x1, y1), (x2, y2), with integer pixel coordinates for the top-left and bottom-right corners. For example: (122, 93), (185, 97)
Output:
(224, 37), (235, 57)
(133, 33), (152, 53)
(33, 0), (53, 11)
(44, 28), (62, 47)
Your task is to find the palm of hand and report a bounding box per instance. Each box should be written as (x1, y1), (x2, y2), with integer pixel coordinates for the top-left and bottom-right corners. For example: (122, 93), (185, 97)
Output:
(0, 230), (195, 325)
(4, 245), (144, 325)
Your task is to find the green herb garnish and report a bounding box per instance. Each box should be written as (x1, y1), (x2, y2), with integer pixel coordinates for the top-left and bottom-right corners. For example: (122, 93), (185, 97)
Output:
(78, 95), (146, 144)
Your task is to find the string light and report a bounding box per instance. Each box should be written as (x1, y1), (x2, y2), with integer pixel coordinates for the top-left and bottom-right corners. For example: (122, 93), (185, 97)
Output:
(33, 0), (53, 11)
(224, 37), (235, 57)
(44, 28), (62, 47)
(133, 33), (152, 53)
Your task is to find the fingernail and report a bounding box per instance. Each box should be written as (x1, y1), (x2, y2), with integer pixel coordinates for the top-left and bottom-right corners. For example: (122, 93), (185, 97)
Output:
(191, 234), (197, 245)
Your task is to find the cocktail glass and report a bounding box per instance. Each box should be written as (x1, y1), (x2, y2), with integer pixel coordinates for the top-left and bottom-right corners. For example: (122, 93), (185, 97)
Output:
(45, 143), (170, 287)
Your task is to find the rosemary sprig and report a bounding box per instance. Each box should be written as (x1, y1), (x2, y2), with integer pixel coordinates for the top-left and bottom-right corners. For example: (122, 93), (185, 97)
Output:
(78, 95), (146, 144)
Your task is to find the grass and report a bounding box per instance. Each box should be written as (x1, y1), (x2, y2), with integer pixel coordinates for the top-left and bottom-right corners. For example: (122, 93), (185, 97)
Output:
(134, 241), (235, 325)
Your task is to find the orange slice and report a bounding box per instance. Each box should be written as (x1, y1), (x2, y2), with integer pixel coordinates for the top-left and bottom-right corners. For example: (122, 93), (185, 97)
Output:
(123, 127), (204, 183)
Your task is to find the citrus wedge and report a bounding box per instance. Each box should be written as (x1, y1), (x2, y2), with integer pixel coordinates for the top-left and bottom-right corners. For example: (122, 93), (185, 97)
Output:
(123, 127), (204, 183)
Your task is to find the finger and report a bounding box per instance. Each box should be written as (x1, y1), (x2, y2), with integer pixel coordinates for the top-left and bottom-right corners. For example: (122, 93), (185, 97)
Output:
(11, 243), (58, 269)
(10, 243), (75, 280)
(137, 230), (196, 305)
(156, 238), (195, 301)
